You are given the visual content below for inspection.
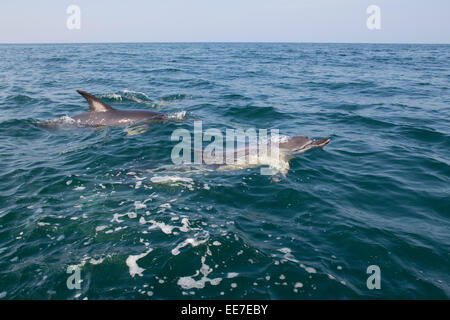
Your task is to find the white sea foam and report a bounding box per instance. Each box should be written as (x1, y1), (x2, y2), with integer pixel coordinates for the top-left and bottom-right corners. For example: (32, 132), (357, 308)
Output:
(166, 111), (187, 120)
(177, 251), (222, 290)
(134, 201), (147, 210)
(99, 93), (123, 101)
(179, 218), (190, 232)
(159, 203), (172, 209)
(52, 115), (76, 124)
(150, 175), (193, 184)
(127, 212), (137, 219)
(300, 264), (317, 274)
(278, 248), (317, 274)
(171, 234), (209, 256)
(111, 213), (126, 223)
(89, 258), (104, 265)
(126, 248), (153, 277)
(227, 272), (239, 278)
(150, 221), (174, 234)
(278, 247), (299, 263)
(100, 90), (153, 104)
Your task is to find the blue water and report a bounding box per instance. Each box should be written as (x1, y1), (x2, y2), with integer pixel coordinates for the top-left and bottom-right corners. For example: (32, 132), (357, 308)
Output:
(0, 43), (449, 299)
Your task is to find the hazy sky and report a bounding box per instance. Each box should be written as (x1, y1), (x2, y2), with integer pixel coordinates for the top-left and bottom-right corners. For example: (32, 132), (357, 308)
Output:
(1, 0), (449, 43)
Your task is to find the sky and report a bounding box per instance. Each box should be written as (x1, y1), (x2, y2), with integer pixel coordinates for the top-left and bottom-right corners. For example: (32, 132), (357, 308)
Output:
(0, 0), (449, 44)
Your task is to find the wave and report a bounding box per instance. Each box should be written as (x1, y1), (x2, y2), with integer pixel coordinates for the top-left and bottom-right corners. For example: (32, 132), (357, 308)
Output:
(394, 125), (449, 144)
(160, 93), (191, 101)
(44, 57), (70, 63)
(98, 90), (153, 105)
(98, 90), (190, 107)
(332, 113), (397, 129)
(304, 80), (376, 91)
(5, 94), (36, 104)
(222, 94), (252, 101)
(224, 105), (291, 120)
(142, 67), (183, 73)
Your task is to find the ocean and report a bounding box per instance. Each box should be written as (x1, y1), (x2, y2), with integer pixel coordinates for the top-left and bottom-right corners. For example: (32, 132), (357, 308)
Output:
(0, 43), (448, 299)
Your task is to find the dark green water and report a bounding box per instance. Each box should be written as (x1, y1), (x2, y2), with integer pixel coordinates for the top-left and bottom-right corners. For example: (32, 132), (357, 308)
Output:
(0, 43), (449, 299)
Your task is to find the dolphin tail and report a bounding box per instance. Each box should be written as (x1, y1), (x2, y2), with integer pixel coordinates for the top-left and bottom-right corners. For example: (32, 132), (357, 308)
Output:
(312, 138), (331, 148)
(77, 90), (115, 112)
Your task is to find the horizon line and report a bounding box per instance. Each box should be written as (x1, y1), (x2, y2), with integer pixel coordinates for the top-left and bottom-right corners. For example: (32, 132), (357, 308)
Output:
(0, 41), (449, 45)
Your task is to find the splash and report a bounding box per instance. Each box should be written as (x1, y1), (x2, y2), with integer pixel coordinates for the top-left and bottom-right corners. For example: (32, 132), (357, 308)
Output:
(216, 147), (291, 176)
(165, 111), (187, 120)
(99, 90), (153, 105)
(38, 115), (84, 129)
(149, 175), (195, 190)
(124, 124), (149, 136)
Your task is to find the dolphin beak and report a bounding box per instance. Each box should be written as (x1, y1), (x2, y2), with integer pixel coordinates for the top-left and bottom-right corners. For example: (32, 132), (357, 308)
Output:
(312, 138), (331, 148)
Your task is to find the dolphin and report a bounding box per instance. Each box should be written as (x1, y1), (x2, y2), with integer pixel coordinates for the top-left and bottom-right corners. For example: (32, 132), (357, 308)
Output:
(142, 136), (330, 177)
(202, 136), (330, 161)
(197, 135), (330, 175)
(71, 90), (168, 126)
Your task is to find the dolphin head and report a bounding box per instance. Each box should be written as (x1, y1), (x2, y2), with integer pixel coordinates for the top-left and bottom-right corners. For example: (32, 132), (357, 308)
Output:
(279, 136), (330, 154)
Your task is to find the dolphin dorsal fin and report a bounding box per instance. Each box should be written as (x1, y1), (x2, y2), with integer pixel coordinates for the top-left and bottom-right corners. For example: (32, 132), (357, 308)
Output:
(77, 90), (115, 112)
